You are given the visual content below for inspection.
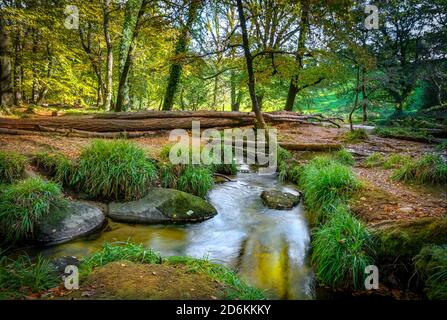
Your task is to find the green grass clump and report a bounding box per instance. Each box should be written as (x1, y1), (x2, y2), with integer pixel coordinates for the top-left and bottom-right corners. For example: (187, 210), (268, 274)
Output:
(391, 153), (447, 185)
(299, 157), (361, 223)
(0, 177), (65, 242)
(279, 163), (303, 184)
(311, 206), (375, 289)
(414, 245), (447, 300)
(70, 140), (157, 201)
(0, 151), (27, 183)
(343, 129), (369, 143)
(166, 256), (265, 300)
(80, 241), (162, 275)
(333, 148), (354, 166)
(383, 153), (411, 169)
(177, 165), (214, 198)
(364, 152), (385, 168)
(34, 152), (72, 185)
(0, 254), (59, 299)
(435, 140), (447, 152)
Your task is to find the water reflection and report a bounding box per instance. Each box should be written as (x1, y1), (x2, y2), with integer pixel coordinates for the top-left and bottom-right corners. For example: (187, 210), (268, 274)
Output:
(37, 169), (314, 299)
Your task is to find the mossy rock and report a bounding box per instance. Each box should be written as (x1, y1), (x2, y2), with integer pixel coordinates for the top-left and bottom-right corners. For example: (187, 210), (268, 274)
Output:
(260, 190), (301, 210)
(108, 188), (217, 224)
(372, 217), (447, 259)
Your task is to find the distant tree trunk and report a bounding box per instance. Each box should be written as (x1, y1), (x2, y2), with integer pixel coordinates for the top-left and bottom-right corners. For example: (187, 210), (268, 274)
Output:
(361, 68), (367, 124)
(349, 67), (360, 131)
(103, 0), (113, 112)
(116, 0), (147, 112)
(31, 30), (38, 103)
(284, 0), (309, 112)
(256, 94), (263, 111)
(13, 23), (23, 105)
(162, 0), (201, 111)
(236, 0), (266, 129)
(0, 19), (13, 107)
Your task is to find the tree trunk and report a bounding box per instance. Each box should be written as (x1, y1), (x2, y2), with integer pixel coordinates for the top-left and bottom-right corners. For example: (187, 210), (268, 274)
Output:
(162, 0), (201, 111)
(236, 0), (266, 129)
(349, 67), (360, 131)
(361, 67), (367, 123)
(0, 18), (13, 107)
(284, 0), (309, 112)
(103, 0), (113, 112)
(116, 0), (147, 112)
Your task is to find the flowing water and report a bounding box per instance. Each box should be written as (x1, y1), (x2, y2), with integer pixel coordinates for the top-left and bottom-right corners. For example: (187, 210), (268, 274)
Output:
(36, 165), (314, 299)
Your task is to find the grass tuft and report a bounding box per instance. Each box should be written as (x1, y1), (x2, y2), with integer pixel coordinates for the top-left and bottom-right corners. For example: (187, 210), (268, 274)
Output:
(364, 152), (385, 168)
(333, 148), (354, 166)
(391, 153), (447, 185)
(70, 140), (157, 201)
(383, 153), (411, 169)
(0, 254), (59, 299)
(0, 151), (27, 183)
(34, 152), (72, 185)
(177, 165), (214, 198)
(343, 129), (369, 143)
(414, 245), (447, 300)
(299, 157), (361, 223)
(311, 205), (375, 289)
(0, 177), (66, 242)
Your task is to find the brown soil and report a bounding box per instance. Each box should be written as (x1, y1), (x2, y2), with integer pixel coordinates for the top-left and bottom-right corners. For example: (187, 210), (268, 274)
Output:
(66, 261), (226, 300)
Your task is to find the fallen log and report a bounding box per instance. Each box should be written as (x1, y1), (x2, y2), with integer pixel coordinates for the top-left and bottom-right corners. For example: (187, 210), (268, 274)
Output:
(279, 142), (342, 151)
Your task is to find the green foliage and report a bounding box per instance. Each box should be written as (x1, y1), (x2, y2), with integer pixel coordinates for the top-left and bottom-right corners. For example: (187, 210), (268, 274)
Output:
(299, 157), (361, 223)
(80, 242), (162, 275)
(364, 152), (385, 168)
(177, 165), (214, 198)
(0, 254), (59, 299)
(166, 256), (266, 300)
(70, 140), (157, 201)
(311, 206), (375, 289)
(0, 151), (27, 184)
(158, 162), (179, 188)
(383, 153), (411, 169)
(414, 245), (447, 300)
(333, 148), (354, 166)
(435, 140), (447, 152)
(34, 152), (72, 185)
(343, 129), (369, 143)
(0, 177), (65, 243)
(391, 153), (447, 185)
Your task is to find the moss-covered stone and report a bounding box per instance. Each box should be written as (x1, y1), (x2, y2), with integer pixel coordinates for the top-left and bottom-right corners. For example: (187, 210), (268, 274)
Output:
(260, 190), (301, 210)
(414, 245), (447, 300)
(108, 188), (217, 224)
(372, 217), (447, 258)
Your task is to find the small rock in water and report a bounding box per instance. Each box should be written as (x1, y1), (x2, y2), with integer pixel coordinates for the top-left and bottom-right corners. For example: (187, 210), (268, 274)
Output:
(260, 190), (301, 210)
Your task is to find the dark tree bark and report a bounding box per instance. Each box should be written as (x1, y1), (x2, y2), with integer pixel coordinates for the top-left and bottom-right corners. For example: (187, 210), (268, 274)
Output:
(349, 67), (360, 131)
(236, 0), (266, 129)
(0, 18), (13, 107)
(162, 0), (202, 111)
(284, 0), (310, 111)
(361, 67), (367, 123)
(103, 0), (113, 111)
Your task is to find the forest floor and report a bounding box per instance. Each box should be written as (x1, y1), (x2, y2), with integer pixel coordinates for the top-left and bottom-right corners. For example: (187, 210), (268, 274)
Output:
(0, 122), (445, 227)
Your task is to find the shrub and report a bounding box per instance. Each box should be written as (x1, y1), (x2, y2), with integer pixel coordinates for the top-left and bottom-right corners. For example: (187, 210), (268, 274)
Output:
(0, 254), (59, 298)
(80, 242), (162, 275)
(311, 206), (375, 289)
(0, 151), (27, 183)
(414, 245), (447, 300)
(333, 148), (354, 166)
(34, 152), (72, 185)
(435, 140), (447, 152)
(0, 177), (65, 242)
(373, 127), (434, 142)
(343, 129), (368, 143)
(70, 140), (157, 201)
(177, 165), (214, 198)
(364, 152), (385, 168)
(299, 157), (361, 223)
(383, 153), (411, 169)
(391, 153), (447, 185)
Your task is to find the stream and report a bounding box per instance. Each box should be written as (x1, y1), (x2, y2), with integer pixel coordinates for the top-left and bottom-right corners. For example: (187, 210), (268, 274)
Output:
(35, 165), (314, 299)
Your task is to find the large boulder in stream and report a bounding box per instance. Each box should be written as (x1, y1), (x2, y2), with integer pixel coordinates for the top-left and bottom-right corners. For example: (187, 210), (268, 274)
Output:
(260, 190), (301, 210)
(36, 201), (106, 244)
(108, 188), (217, 224)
